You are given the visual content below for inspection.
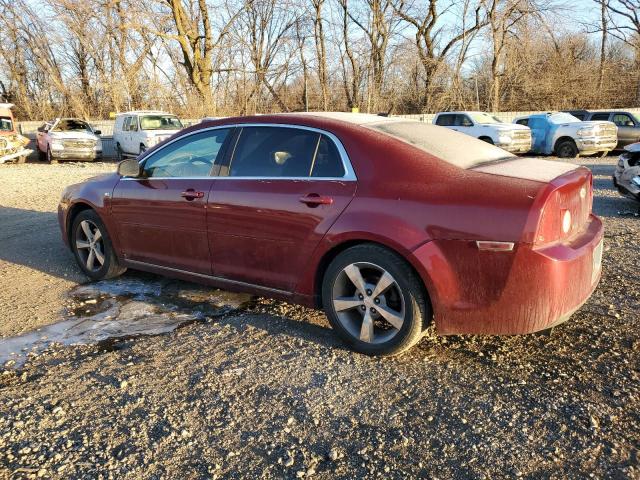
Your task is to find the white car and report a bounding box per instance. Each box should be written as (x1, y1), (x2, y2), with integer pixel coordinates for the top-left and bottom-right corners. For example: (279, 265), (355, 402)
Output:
(36, 118), (102, 163)
(113, 111), (184, 159)
(433, 111), (532, 154)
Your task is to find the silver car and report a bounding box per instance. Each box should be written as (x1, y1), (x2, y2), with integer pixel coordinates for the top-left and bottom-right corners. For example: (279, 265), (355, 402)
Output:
(613, 142), (640, 201)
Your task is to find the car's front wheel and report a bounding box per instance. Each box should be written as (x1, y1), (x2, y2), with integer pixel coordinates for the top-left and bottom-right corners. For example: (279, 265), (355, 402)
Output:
(322, 244), (429, 356)
(555, 139), (578, 158)
(47, 146), (58, 164)
(71, 210), (126, 281)
(115, 143), (123, 162)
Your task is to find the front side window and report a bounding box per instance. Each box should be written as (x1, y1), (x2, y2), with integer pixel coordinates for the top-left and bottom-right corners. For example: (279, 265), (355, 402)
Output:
(613, 113), (636, 127)
(229, 127), (320, 178)
(122, 117), (131, 131)
(456, 115), (473, 127)
(142, 128), (230, 178)
(0, 117), (12, 131)
(140, 115), (183, 131)
(516, 118), (529, 127)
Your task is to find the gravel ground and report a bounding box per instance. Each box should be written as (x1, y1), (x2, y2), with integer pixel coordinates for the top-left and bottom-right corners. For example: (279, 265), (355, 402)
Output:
(0, 156), (639, 479)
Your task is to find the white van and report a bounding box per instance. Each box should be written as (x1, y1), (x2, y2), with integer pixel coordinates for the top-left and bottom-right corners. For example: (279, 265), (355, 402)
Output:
(113, 111), (184, 159)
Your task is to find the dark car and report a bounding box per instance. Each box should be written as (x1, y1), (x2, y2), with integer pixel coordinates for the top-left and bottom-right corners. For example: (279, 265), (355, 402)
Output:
(58, 113), (604, 356)
(585, 111), (640, 149)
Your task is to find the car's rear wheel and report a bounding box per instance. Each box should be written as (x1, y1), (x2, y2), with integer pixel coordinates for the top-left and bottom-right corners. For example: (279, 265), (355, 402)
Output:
(115, 143), (123, 162)
(71, 210), (126, 281)
(479, 136), (494, 144)
(322, 244), (429, 356)
(555, 139), (578, 158)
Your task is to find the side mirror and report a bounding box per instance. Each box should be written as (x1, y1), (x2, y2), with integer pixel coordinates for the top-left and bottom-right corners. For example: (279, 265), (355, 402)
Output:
(117, 158), (141, 177)
(94, 129), (102, 135)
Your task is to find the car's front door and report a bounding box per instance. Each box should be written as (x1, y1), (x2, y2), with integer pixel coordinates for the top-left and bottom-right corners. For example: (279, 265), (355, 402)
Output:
(111, 127), (232, 274)
(612, 113), (639, 148)
(207, 125), (357, 291)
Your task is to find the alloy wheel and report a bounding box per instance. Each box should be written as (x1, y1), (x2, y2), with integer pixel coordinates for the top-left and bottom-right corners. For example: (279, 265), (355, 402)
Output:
(331, 262), (406, 344)
(75, 220), (106, 272)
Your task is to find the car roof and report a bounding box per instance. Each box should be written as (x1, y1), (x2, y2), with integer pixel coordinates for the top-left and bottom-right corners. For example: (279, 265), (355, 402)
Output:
(117, 110), (175, 116)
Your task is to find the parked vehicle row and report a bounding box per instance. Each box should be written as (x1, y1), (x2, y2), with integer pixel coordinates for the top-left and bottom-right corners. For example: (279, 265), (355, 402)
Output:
(434, 110), (619, 158)
(59, 112), (604, 356)
(433, 111), (532, 153)
(0, 103), (32, 164)
(563, 110), (640, 149)
(514, 112), (617, 158)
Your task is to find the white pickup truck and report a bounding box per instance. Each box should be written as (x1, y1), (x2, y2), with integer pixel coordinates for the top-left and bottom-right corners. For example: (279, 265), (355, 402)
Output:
(433, 111), (532, 153)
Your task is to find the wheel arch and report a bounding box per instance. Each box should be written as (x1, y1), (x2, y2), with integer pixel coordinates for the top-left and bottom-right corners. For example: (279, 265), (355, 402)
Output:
(554, 136), (577, 152)
(66, 202), (95, 244)
(310, 239), (432, 315)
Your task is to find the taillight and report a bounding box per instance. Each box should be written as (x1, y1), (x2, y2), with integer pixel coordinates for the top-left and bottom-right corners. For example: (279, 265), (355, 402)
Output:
(535, 175), (592, 246)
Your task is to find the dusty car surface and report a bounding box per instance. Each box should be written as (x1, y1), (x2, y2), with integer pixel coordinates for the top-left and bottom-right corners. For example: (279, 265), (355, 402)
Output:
(613, 142), (640, 201)
(433, 111), (532, 153)
(36, 118), (102, 163)
(0, 103), (32, 164)
(58, 113), (604, 356)
(514, 112), (617, 158)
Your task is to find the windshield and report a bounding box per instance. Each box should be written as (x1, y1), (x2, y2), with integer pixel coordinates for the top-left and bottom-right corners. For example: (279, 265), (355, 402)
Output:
(548, 112), (581, 125)
(0, 117), (13, 132)
(367, 120), (515, 169)
(468, 112), (502, 124)
(54, 119), (93, 132)
(140, 115), (183, 131)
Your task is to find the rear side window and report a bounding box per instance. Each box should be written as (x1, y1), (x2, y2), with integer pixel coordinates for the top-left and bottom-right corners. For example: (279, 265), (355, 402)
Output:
(229, 127), (319, 177)
(142, 128), (230, 178)
(590, 113), (610, 121)
(311, 136), (345, 177)
(435, 114), (455, 126)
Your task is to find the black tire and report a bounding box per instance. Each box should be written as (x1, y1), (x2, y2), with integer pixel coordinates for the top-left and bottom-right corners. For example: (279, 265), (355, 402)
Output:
(47, 147), (58, 164)
(71, 209), (126, 281)
(555, 139), (579, 158)
(479, 136), (494, 144)
(115, 143), (123, 162)
(139, 144), (146, 154)
(321, 244), (430, 356)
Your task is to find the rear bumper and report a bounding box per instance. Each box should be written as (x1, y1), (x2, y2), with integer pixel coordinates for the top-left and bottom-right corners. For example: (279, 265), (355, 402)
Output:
(411, 215), (604, 335)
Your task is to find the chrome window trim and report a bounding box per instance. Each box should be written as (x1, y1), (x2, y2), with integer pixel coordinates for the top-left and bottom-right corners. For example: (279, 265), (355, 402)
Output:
(121, 123), (357, 182)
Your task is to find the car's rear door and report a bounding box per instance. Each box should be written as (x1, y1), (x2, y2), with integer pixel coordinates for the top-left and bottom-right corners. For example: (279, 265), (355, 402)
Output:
(111, 127), (232, 274)
(207, 125), (357, 291)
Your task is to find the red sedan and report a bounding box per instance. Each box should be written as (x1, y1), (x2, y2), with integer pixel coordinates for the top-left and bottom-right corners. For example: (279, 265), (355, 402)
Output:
(58, 113), (604, 355)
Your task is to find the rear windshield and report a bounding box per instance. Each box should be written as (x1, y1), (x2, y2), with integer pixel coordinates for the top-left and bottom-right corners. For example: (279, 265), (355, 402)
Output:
(366, 121), (515, 169)
(140, 115), (183, 130)
(0, 117), (12, 131)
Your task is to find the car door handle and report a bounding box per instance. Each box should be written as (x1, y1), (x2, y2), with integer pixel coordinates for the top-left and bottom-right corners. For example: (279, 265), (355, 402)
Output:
(181, 190), (205, 200)
(299, 193), (333, 207)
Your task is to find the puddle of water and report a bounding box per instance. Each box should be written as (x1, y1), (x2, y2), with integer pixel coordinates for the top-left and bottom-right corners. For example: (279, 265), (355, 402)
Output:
(0, 276), (254, 369)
